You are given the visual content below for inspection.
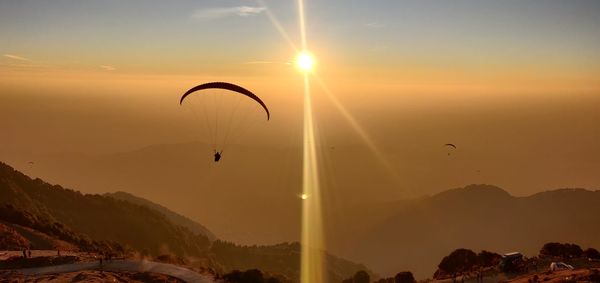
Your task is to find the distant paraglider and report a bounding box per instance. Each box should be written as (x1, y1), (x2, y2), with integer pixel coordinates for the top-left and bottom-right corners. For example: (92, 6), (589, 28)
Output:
(180, 82), (270, 162)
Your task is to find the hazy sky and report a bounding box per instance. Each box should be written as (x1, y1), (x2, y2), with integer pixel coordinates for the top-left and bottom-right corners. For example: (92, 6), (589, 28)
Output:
(1, 0), (600, 200)
(2, 0), (599, 76)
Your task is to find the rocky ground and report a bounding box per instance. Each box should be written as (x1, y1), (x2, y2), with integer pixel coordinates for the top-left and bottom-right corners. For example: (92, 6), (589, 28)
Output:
(1, 269), (185, 282)
(0, 250), (215, 283)
(506, 268), (600, 283)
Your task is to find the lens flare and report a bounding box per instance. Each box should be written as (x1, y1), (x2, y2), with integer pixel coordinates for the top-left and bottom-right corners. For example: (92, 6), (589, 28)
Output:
(295, 0), (325, 282)
(301, 74), (325, 283)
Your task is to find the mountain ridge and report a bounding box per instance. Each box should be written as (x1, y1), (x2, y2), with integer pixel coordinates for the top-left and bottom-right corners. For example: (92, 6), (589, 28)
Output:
(327, 184), (600, 279)
(104, 191), (217, 241)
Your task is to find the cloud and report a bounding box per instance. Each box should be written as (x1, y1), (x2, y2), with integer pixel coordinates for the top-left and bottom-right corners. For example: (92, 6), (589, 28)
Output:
(365, 22), (386, 28)
(3, 54), (31, 61)
(244, 61), (274, 64)
(192, 6), (266, 20)
(0, 63), (48, 68)
(244, 61), (293, 66)
(99, 65), (116, 71)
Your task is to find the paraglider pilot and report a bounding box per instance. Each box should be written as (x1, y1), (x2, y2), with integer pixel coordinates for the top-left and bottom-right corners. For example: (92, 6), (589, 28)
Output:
(214, 150), (222, 162)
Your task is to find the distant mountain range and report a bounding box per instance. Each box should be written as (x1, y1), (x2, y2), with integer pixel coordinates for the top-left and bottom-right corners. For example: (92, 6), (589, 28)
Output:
(0, 161), (370, 282)
(326, 184), (600, 279)
(4, 143), (600, 280)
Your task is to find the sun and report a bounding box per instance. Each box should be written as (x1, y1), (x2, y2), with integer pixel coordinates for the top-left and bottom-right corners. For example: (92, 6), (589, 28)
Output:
(296, 51), (314, 72)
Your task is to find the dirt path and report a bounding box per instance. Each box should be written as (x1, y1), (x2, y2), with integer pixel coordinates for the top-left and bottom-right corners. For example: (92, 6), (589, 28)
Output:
(15, 259), (215, 283)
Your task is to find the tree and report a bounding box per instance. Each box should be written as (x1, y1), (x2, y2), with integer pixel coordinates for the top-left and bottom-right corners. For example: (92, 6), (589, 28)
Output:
(394, 271), (416, 283)
(477, 250), (501, 267)
(353, 270), (370, 283)
(241, 269), (264, 283)
(438, 249), (478, 275)
(223, 269), (264, 283)
(583, 248), (600, 259)
(540, 242), (583, 258)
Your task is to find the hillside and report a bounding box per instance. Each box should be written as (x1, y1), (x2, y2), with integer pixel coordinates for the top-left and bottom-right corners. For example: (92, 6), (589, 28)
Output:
(0, 161), (372, 282)
(0, 161), (210, 256)
(327, 184), (600, 279)
(105, 191), (216, 241)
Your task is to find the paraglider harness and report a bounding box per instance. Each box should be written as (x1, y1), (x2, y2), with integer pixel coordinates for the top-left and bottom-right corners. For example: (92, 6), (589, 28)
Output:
(214, 150), (222, 162)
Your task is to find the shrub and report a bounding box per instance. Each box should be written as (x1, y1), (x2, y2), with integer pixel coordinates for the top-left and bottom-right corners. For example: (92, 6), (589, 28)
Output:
(540, 243), (583, 258)
(583, 248), (600, 259)
(394, 271), (416, 283)
(438, 249), (478, 274)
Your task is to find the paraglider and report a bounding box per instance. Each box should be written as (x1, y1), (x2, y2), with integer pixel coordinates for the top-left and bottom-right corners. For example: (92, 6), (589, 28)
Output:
(444, 143), (456, 149)
(444, 143), (457, 156)
(180, 82), (270, 162)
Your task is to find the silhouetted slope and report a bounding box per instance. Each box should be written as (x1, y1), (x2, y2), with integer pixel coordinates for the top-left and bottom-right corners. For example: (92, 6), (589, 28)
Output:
(105, 191), (216, 241)
(0, 161), (373, 282)
(330, 184), (600, 279)
(0, 161), (210, 256)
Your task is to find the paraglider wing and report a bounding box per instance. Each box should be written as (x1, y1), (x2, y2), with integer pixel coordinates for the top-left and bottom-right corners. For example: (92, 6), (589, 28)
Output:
(444, 143), (457, 149)
(179, 82), (270, 120)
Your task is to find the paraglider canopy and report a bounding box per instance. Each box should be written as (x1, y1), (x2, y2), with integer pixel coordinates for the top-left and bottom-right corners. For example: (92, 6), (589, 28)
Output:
(180, 82), (270, 120)
(444, 143), (457, 149)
